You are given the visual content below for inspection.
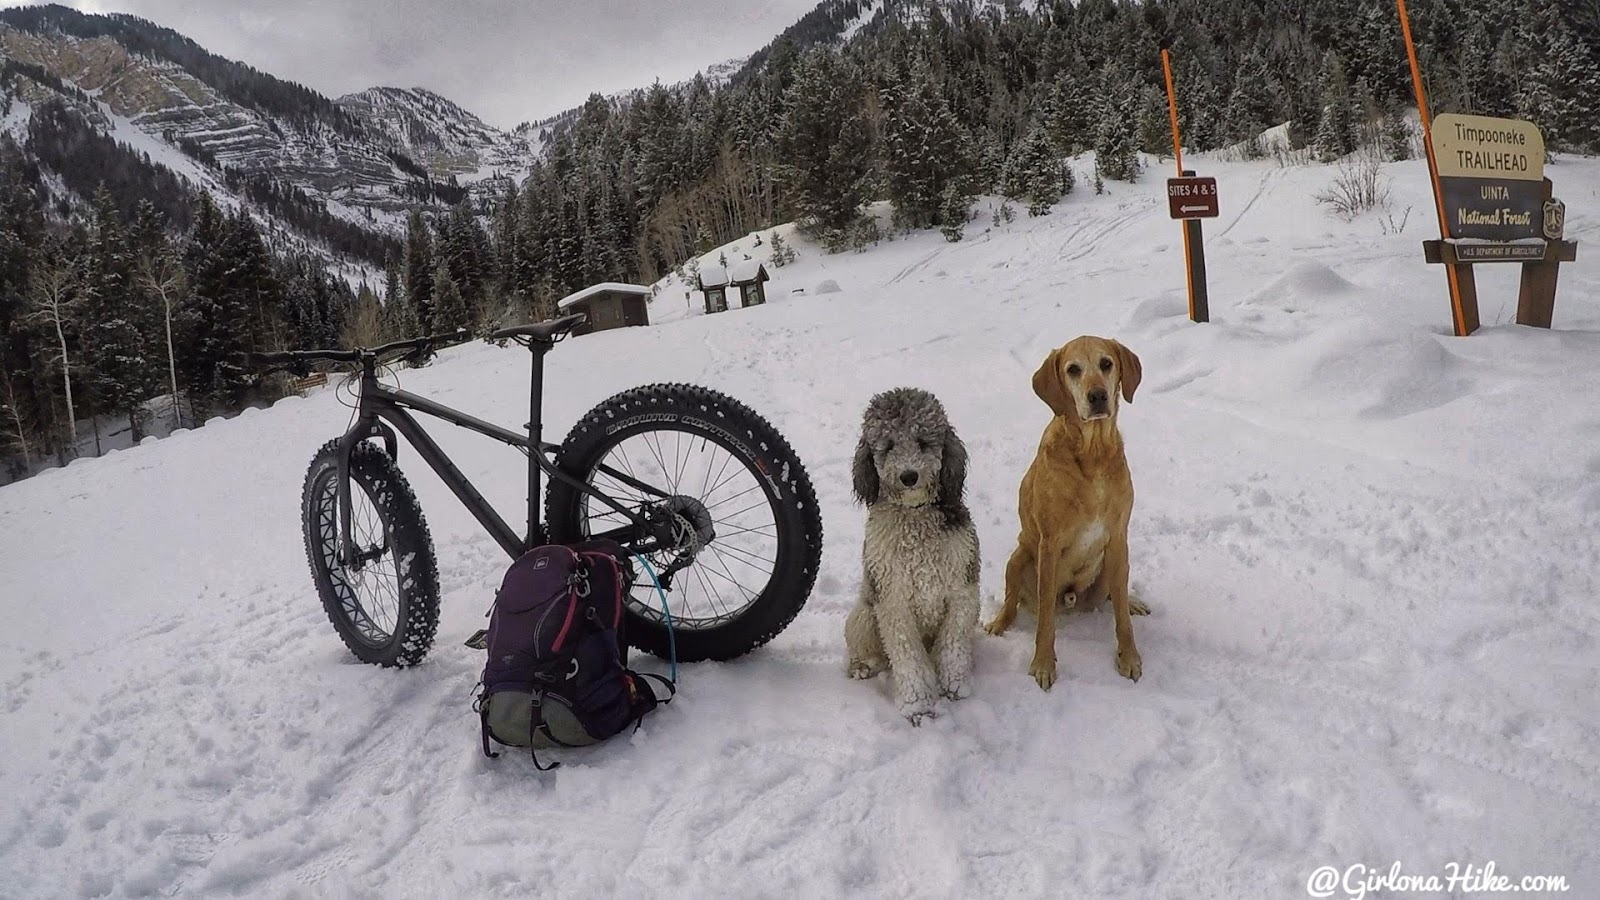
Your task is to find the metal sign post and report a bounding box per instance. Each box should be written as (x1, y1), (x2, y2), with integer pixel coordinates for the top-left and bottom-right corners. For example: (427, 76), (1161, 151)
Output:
(1161, 49), (1214, 324)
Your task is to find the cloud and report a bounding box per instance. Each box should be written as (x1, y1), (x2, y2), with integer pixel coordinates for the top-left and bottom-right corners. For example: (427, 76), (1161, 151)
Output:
(22, 0), (820, 128)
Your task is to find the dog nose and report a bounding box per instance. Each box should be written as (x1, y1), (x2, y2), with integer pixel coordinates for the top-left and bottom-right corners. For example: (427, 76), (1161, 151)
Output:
(1088, 388), (1108, 408)
(899, 471), (918, 487)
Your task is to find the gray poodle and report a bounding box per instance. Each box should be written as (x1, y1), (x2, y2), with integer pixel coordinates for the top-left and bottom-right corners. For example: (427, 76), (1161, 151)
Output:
(844, 387), (981, 725)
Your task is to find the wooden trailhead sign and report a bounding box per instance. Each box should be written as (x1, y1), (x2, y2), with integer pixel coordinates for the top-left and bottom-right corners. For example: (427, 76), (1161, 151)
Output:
(1167, 176), (1219, 220)
(1433, 113), (1545, 241)
(1398, 0), (1579, 334)
(1414, 113), (1579, 332)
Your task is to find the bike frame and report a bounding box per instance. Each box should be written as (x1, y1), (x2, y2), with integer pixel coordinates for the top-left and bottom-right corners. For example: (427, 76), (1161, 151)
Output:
(330, 340), (669, 566)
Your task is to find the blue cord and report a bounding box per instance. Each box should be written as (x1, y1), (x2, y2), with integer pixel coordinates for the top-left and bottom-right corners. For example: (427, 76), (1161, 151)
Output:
(631, 554), (677, 682)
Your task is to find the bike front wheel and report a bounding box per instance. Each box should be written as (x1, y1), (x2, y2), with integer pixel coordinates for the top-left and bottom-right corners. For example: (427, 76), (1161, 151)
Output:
(301, 440), (441, 666)
(545, 384), (824, 662)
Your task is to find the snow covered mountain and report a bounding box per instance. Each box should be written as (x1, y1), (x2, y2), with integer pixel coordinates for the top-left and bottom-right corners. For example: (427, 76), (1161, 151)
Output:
(335, 86), (533, 186)
(0, 4), (529, 269)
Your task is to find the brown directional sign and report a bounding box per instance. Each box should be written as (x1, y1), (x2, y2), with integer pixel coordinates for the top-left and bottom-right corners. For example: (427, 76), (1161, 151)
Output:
(1167, 176), (1218, 219)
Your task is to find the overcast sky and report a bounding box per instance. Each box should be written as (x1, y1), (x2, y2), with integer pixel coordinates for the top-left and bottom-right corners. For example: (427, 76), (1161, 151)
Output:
(33, 0), (822, 129)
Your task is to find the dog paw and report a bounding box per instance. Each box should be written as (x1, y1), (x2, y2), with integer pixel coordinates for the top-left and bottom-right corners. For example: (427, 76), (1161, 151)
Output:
(1029, 655), (1057, 691)
(1116, 646), (1142, 682)
(1128, 596), (1151, 616)
(848, 658), (884, 680)
(939, 676), (969, 701)
(982, 615), (1012, 636)
(900, 701), (937, 726)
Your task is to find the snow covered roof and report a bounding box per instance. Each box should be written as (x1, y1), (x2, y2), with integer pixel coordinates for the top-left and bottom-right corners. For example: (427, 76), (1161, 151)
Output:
(697, 264), (729, 288)
(557, 282), (652, 310)
(730, 260), (768, 284)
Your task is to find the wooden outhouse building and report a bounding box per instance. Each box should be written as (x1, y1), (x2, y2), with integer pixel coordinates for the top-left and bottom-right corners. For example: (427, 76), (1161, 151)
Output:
(730, 261), (771, 307)
(697, 264), (730, 314)
(557, 282), (652, 335)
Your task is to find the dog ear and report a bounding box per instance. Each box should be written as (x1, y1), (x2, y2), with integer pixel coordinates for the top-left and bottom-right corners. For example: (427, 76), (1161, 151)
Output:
(1032, 348), (1073, 417)
(935, 426), (969, 527)
(851, 436), (879, 506)
(1113, 341), (1142, 403)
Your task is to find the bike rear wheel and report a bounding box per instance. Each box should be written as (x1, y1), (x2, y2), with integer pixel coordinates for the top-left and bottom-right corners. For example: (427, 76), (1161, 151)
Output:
(301, 440), (441, 666)
(545, 384), (824, 662)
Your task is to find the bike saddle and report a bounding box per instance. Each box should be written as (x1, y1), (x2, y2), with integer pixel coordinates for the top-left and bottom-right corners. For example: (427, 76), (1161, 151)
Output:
(489, 313), (587, 343)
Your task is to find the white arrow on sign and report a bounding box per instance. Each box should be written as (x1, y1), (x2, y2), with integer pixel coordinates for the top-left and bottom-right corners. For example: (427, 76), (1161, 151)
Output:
(1179, 205), (1210, 213)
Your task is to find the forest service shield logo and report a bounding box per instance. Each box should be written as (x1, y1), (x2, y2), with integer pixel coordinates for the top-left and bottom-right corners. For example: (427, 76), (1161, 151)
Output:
(1542, 199), (1565, 241)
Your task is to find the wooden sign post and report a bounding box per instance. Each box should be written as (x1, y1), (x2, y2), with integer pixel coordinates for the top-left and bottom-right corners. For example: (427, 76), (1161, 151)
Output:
(1161, 49), (1213, 324)
(1398, 0), (1578, 333)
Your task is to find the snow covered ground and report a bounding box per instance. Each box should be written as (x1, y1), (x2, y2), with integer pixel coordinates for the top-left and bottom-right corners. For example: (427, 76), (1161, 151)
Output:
(3, 152), (1598, 899)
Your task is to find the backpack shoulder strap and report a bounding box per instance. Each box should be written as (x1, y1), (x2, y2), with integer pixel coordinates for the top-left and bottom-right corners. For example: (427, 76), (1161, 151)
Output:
(633, 671), (676, 705)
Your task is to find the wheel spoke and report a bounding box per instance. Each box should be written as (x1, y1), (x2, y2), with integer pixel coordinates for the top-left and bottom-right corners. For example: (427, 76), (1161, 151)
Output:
(563, 419), (801, 634)
(709, 538), (777, 569)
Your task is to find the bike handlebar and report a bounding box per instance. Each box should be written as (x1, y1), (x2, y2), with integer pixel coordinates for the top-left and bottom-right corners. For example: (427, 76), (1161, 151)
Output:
(245, 328), (474, 372)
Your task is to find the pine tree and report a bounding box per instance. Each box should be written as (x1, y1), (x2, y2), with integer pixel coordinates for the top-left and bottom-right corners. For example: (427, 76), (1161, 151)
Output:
(1514, 1), (1600, 150)
(1383, 108), (1412, 160)
(493, 180), (520, 296)
(1137, 84), (1170, 157)
(768, 231), (797, 267)
(773, 49), (874, 237)
(1224, 51), (1277, 146)
(81, 186), (150, 441)
(221, 209), (282, 354)
(179, 192), (252, 417)
(1093, 77), (1141, 184)
(1002, 122), (1075, 216)
(1042, 59), (1094, 153)
(1284, 74), (1322, 151)
(440, 200), (486, 312)
(343, 283), (385, 349)
(1314, 52), (1358, 162)
(430, 262), (468, 333)
(939, 183), (971, 242)
(881, 55), (973, 231)
(1352, 77), (1381, 149)
(404, 211), (435, 333)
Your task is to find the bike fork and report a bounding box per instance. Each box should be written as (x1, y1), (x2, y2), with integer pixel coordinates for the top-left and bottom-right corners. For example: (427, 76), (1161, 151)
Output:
(334, 409), (398, 569)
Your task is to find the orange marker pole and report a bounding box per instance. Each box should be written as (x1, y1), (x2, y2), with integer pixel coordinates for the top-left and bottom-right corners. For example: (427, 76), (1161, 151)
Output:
(1162, 49), (1207, 323)
(1162, 49), (1184, 176)
(1397, 0), (1472, 336)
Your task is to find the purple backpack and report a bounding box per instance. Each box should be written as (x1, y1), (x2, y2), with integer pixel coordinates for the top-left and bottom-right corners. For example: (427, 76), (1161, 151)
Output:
(469, 540), (673, 767)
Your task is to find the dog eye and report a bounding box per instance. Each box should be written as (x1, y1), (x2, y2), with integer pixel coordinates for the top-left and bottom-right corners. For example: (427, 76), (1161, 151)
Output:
(1065, 364), (1082, 378)
(1099, 357), (1113, 372)
(916, 439), (931, 452)
(882, 441), (894, 453)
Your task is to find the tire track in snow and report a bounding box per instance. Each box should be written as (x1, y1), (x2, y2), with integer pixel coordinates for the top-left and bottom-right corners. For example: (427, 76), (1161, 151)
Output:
(886, 246), (946, 286)
(1059, 197), (1159, 262)
(1217, 166), (1285, 239)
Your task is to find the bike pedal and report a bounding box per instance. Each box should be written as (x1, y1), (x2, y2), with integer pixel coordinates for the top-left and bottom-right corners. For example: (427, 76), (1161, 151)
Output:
(464, 629), (489, 650)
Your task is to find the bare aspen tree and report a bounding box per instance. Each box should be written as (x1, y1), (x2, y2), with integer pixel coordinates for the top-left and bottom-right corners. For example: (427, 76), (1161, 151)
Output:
(26, 260), (79, 447)
(139, 248), (187, 429)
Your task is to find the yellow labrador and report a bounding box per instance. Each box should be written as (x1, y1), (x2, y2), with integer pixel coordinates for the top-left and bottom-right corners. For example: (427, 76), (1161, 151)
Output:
(984, 335), (1149, 690)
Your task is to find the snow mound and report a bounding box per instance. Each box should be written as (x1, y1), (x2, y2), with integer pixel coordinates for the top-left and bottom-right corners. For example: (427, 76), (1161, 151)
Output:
(1239, 261), (1359, 311)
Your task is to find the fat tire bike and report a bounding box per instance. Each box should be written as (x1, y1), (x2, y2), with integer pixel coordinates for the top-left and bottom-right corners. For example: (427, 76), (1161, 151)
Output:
(247, 314), (824, 668)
